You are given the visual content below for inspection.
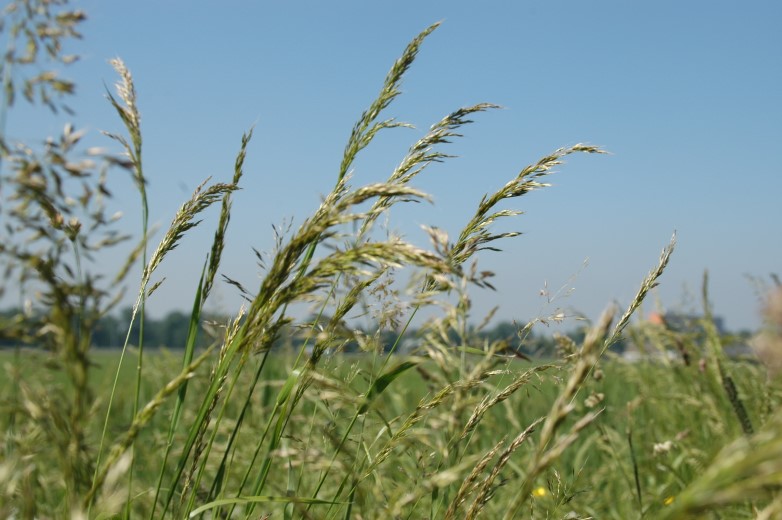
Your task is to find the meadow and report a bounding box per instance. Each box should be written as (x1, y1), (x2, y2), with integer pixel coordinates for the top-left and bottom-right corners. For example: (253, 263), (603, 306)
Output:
(2, 3), (782, 519)
(3, 333), (781, 519)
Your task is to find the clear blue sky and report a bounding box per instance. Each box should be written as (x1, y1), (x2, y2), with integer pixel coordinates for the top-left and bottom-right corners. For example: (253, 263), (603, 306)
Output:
(6, 1), (781, 331)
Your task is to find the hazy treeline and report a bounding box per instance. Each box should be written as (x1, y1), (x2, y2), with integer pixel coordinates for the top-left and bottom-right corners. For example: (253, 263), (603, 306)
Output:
(3, 307), (752, 359)
(0, 307), (213, 350)
(0, 306), (574, 355)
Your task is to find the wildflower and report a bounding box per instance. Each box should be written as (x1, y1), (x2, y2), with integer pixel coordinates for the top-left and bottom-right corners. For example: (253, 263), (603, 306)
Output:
(653, 440), (674, 456)
(532, 486), (547, 498)
(663, 496), (675, 506)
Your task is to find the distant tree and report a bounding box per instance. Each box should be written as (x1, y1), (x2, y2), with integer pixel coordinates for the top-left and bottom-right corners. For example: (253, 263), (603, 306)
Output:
(160, 311), (193, 349)
(92, 314), (122, 348)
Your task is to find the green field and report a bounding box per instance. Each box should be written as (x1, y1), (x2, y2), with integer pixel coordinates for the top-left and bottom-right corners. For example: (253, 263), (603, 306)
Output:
(2, 337), (780, 519)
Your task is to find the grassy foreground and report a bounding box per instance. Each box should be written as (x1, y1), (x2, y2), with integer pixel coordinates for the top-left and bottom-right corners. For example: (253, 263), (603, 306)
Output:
(2, 3), (782, 518)
(2, 331), (782, 519)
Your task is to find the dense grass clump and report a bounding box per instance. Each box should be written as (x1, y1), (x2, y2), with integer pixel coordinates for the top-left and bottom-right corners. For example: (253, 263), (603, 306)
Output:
(2, 3), (782, 519)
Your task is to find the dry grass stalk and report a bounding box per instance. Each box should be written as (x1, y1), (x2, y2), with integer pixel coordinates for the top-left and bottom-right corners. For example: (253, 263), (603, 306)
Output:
(85, 345), (216, 506)
(501, 306), (615, 519)
(465, 417), (545, 520)
(659, 407), (782, 519)
(443, 437), (507, 520)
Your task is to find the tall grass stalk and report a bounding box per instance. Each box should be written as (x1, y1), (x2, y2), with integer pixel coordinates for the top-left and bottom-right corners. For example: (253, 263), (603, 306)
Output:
(102, 57), (149, 517)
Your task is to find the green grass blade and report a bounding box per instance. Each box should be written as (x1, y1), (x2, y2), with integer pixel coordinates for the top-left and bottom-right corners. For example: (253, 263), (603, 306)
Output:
(149, 261), (206, 519)
(159, 324), (245, 517)
(188, 495), (343, 518)
(359, 359), (420, 414)
(241, 368), (304, 515)
(205, 350), (267, 502)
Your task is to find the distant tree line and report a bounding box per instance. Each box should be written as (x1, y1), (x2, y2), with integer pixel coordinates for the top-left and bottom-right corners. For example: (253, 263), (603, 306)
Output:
(38, 308), (770, 360)
(0, 307), (215, 350)
(12, 306), (761, 360)
(0, 306), (591, 356)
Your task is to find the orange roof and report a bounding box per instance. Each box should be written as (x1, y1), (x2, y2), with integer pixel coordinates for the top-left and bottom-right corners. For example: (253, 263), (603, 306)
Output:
(648, 312), (666, 326)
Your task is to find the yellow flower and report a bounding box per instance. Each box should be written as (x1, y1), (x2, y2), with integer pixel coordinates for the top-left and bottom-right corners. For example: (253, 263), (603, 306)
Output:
(663, 496), (675, 506)
(532, 486), (547, 498)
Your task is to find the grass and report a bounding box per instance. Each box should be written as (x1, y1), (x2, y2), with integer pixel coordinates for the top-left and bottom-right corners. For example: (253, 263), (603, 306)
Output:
(2, 341), (779, 518)
(2, 4), (782, 518)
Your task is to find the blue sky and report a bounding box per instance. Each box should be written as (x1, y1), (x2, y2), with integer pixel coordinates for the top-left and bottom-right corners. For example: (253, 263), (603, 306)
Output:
(5, 1), (781, 331)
